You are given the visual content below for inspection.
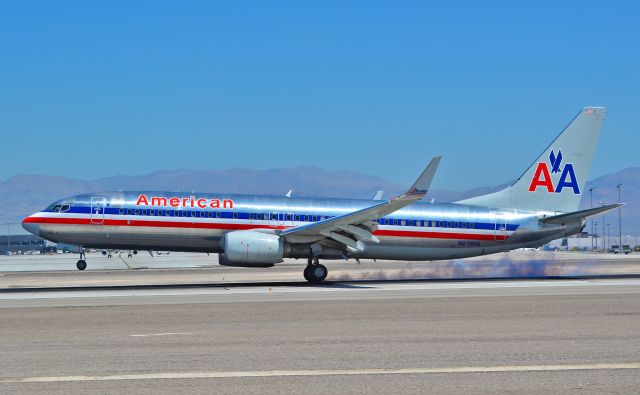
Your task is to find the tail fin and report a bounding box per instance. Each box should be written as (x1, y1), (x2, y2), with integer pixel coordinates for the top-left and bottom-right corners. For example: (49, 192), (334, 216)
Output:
(456, 107), (607, 213)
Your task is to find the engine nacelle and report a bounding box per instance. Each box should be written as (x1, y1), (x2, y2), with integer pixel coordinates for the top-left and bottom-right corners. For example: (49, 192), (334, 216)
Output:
(219, 231), (284, 267)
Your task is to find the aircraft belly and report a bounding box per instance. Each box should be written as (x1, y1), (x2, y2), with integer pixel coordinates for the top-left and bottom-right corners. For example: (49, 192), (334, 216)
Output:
(36, 222), (556, 262)
(40, 224), (224, 253)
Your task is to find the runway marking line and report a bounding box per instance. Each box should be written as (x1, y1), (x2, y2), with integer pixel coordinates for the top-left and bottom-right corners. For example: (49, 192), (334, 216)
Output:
(129, 332), (192, 337)
(2, 363), (640, 383)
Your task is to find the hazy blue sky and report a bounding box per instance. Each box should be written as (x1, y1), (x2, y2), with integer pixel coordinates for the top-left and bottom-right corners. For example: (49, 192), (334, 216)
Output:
(1, 1), (638, 190)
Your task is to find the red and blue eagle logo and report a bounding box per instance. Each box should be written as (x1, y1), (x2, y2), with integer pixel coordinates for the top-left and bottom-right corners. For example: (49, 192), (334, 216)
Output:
(528, 149), (580, 194)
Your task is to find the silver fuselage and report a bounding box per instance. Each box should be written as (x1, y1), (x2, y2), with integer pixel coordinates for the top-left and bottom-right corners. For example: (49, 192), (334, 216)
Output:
(22, 191), (582, 261)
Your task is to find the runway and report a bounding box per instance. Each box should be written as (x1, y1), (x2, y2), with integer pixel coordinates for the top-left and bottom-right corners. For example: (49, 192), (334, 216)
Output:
(1, 275), (640, 393)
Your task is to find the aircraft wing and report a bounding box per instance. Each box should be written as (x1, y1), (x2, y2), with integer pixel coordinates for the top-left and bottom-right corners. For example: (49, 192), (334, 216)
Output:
(279, 157), (441, 253)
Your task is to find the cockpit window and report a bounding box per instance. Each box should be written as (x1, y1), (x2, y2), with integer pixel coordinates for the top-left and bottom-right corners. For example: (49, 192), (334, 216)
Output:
(60, 204), (70, 212)
(49, 205), (62, 212)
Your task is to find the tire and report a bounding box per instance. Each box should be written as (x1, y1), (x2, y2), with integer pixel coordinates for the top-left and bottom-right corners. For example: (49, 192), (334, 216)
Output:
(307, 264), (328, 283)
(76, 260), (87, 271)
(303, 266), (311, 281)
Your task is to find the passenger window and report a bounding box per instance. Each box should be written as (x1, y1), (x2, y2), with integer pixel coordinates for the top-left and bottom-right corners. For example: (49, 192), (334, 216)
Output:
(233, 213), (238, 219)
(469, 223), (474, 229)
(119, 208), (124, 214)
(134, 209), (139, 215)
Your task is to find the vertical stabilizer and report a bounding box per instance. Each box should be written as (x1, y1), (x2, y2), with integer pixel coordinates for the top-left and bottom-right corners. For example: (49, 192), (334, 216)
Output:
(456, 107), (607, 213)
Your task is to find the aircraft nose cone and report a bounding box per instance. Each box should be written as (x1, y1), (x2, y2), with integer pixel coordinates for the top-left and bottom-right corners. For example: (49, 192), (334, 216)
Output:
(22, 217), (40, 236)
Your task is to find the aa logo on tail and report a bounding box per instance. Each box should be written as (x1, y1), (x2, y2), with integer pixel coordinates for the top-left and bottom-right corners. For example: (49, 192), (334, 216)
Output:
(528, 149), (580, 194)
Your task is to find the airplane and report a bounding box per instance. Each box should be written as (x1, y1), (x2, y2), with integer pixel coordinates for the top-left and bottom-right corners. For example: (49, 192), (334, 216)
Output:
(22, 107), (621, 283)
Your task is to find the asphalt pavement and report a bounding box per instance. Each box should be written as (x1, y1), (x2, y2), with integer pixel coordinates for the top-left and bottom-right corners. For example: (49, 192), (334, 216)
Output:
(1, 275), (639, 393)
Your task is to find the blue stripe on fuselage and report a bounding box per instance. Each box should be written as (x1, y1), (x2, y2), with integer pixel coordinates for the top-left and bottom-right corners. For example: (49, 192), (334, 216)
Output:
(47, 205), (520, 232)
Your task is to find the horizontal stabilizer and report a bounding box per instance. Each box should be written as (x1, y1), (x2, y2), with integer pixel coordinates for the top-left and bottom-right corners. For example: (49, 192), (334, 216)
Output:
(540, 203), (623, 225)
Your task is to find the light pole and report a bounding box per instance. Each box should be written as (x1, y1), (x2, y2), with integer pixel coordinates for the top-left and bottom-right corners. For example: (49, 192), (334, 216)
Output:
(600, 201), (607, 252)
(594, 221), (598, 250)
(589, 187), (596, 251)
(606, 223), (610, 251)
(617, 184), (623, 251)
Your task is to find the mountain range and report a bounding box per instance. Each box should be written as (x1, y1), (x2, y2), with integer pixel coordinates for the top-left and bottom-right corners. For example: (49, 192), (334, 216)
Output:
(1, 166), (638, 235)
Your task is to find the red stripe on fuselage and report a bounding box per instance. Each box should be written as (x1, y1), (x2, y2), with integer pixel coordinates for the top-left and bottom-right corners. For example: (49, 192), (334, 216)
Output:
(23, 216), (509, 241)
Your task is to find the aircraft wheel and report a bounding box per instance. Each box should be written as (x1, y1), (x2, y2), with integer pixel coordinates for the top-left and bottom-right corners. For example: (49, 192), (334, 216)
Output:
(306, 264), (328, 284)
(76, 260), (87, 271)
(303, 266), (311, 281)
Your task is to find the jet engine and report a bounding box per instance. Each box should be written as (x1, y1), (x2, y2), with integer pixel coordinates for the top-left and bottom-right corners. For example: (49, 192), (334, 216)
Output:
(219, 230), (284, 267)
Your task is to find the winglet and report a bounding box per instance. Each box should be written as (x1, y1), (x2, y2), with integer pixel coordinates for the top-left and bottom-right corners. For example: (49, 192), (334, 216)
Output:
(405, 156), (441, 198)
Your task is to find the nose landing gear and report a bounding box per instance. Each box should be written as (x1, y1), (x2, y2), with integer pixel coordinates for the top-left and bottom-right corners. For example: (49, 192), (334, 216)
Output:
(76, 250), (87, 271)
(303, 258), (328, 283)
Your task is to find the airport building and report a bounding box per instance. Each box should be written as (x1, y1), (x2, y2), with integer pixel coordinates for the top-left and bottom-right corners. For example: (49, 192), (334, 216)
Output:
(0, 223), (56, 255)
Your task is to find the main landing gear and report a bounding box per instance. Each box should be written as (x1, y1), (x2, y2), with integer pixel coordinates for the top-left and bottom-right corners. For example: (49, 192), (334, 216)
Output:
(76, 250), (87, 271)
(304, 258), (328, 284)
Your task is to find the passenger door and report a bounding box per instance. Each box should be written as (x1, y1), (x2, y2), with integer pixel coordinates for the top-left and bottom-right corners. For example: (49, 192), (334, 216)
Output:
(493, 213), (508, 241)
(91, 197), (107, 224)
